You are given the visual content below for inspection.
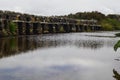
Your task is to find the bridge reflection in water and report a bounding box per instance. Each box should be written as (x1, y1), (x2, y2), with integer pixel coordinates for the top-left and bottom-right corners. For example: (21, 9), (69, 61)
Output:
(0, 33), (116, 59)
(0, 32), (120, 80)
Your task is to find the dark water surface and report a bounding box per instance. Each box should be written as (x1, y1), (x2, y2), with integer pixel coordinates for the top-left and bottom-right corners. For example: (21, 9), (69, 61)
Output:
(0, 31), (120, 80)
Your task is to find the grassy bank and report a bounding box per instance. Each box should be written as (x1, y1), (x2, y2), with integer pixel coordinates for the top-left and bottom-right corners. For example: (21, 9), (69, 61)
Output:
(100, 18), (120, 31)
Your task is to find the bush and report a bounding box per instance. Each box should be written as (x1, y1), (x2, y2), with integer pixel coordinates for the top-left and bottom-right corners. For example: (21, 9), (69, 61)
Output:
(9, 22), (17, 35)
(115, 33), (120, 37)
(101, 23), (114, 31)
(101, 18), (120, 31)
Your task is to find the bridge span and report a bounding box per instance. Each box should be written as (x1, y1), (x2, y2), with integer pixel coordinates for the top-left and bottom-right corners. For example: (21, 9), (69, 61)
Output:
(0, 19), (102, 36)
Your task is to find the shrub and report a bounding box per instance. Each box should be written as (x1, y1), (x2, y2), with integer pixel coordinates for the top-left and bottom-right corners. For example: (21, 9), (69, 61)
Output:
(9, 22), (17, 35)
(115, 33), (120, 37)
(101, 18), (120, 31)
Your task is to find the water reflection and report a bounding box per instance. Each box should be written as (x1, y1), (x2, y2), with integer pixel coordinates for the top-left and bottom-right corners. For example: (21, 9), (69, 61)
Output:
(0, 33), (118, 59)
(0, 32), (120, 80)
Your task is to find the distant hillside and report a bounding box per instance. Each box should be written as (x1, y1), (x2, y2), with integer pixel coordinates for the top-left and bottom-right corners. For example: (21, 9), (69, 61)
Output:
(63, 11), (120, 30)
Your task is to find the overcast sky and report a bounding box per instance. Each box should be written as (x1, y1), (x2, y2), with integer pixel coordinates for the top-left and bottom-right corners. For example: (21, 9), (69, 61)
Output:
(0, 0), (120, 16)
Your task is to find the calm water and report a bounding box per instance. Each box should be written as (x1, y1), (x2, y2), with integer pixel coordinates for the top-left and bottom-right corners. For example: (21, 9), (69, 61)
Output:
(0, 31), (120, 80)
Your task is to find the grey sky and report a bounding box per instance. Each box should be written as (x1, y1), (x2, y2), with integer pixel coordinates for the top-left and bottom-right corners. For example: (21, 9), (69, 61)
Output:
(0, 0), (120, 16)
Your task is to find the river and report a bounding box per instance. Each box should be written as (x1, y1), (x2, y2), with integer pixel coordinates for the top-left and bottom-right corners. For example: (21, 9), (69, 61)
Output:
(0, 31), (120, 80)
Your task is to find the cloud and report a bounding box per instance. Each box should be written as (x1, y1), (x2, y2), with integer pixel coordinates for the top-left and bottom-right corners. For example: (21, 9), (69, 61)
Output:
(0, 0), (120, 16)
